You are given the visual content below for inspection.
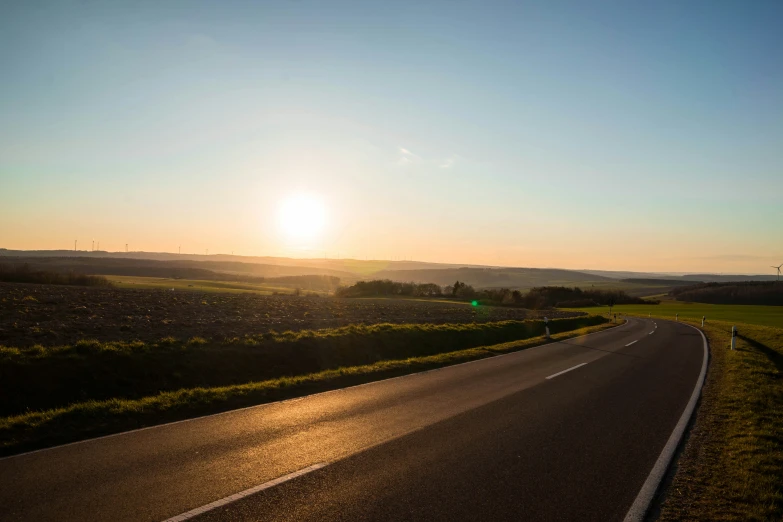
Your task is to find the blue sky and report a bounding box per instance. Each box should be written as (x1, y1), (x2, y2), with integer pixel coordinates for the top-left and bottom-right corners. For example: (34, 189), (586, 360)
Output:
(1, 0), (781, 272)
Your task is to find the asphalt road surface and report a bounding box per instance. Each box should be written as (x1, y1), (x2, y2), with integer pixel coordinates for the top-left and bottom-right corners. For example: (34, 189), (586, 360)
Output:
(0, 318), (705, 522)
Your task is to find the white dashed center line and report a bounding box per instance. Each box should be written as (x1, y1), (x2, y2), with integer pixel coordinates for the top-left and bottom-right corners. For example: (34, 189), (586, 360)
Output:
(545, 362), (588, 380)
(162, 462), (328, 521)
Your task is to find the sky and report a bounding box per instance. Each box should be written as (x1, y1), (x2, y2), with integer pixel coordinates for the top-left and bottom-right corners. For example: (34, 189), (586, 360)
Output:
(1, 0), (782, 274)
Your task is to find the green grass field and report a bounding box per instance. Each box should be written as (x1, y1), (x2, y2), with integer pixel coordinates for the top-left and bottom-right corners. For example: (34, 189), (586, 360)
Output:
(564, 300), (783, 328)
(106, 275), (327, 295)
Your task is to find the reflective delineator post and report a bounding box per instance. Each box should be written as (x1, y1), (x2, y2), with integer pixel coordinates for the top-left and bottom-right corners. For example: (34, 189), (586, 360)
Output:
(702, 316), (705, 327)
(731, 326), (736, 350)
(544, 317), (550, 340)
(676, 313), (679, 321)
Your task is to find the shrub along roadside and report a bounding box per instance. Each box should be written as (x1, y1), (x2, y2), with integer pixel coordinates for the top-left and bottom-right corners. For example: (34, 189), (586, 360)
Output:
(0, 320), (617, 457)
(639, 318), (783, 520)
(0, 316), (604, 417)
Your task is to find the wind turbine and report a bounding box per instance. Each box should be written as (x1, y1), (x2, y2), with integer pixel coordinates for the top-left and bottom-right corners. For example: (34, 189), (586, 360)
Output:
(772, 263), (783, 281)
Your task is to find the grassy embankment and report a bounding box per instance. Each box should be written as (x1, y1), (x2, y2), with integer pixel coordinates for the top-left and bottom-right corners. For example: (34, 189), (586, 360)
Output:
(0, 316), (613, 456)
(654, 318), (783, 521)
(591, 303), (783, 519)
(565, 301), (783, 328)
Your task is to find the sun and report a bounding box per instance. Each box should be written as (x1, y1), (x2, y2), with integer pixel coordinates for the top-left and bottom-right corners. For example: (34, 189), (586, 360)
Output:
(278, 193), (326, 243)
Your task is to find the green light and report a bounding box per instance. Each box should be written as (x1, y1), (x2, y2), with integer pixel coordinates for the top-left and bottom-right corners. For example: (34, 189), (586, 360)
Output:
(471, 300), (478, 306)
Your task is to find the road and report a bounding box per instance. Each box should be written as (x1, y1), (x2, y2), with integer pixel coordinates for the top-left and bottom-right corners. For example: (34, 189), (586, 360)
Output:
(0, 318), (705, 522)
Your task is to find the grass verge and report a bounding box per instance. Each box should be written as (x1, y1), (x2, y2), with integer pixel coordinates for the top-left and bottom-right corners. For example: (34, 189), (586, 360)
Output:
(0, 320), (618, 457)
(0, 317), (605, 416)
(649, 318), (783, 520)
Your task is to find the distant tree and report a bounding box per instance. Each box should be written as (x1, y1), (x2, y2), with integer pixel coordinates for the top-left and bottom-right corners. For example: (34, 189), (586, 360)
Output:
(500, 289), (516, 305)
(454, 282), (476, 299)
(415, 283), (442, 297)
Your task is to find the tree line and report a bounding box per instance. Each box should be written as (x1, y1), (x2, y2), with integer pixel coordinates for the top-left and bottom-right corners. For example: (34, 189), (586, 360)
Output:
(485, 286), (653, 308)
(669, 281), (783, 306)
(335, 280), (652, 308)
(335, 279), (443, 298)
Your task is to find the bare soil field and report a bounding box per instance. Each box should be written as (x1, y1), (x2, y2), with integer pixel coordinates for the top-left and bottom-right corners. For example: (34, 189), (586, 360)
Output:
(0, 282), (581, 347)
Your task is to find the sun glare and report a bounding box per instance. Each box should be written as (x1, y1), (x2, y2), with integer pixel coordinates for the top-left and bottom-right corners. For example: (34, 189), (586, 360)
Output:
(278, 193), (326, 243)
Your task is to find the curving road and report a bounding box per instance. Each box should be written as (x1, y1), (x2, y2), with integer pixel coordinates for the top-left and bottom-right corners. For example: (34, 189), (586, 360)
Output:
(0, 318), (705, 522)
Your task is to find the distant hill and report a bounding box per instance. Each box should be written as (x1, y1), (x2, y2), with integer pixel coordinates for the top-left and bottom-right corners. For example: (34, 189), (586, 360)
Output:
(0, 249), (776, 290)
(0, 256), (355, 281)
(678, 274), (777, 282)
(580, 269), (776, 283)
(578, 269), (671, 279)
(620, 278), (698, 286)
(0, 249), (478, 277)
(372, 267), (615, 289)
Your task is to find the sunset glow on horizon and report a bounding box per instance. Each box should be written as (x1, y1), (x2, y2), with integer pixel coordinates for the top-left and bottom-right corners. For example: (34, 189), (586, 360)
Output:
(1, 1), (781, 274)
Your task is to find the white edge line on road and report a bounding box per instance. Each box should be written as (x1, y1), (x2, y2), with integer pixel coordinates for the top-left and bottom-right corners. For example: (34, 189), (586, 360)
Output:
(0, 318), (636, 463)
(545, 362), (588, 380)
(623, 321), (709, 522)
(625, 340), (638, 347)
(162, 462), (328, 522)
(649, 331), (655, 335)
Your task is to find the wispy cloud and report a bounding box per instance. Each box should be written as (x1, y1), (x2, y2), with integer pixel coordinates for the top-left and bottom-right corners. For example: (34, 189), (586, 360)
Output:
(439, 155), (461, 169)
(397, 147), (421, 166)
(396, 148), (462, 169)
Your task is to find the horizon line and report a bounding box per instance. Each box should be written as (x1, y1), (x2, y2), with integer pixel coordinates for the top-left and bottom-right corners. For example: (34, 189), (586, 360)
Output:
(0, 247), (779, 278)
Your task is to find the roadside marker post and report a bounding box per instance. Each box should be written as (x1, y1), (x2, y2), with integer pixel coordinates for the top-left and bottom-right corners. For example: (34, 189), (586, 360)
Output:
(702, 316), (705, 327)
(544, 317), (550, 340)
(676, 313), (678, 321)
(731, 326), (736, 350)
